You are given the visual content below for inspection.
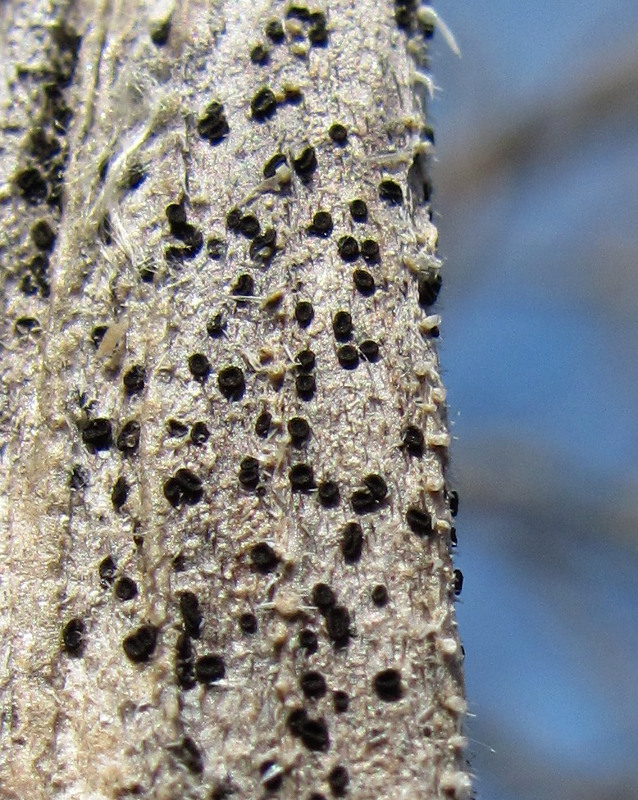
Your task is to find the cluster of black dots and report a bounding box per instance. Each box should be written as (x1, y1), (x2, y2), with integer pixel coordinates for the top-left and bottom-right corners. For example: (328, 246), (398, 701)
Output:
(55, 4), (464, 792)
(331, 310), (380, 371)
(11, 23), (82, 306)
(249, 6), (330, 67)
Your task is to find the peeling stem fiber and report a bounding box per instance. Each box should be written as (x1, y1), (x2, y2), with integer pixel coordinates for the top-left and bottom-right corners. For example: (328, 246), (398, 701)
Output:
(0, 0), (469, 798)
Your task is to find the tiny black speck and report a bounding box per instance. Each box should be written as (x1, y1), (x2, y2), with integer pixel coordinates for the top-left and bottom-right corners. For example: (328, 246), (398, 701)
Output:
(207, 237), (226, 259)
(406, 506), (433, 536)
(295, 301), (314, 328)
(289, 463), (315, 492)
(31, 219), (56, 250)
(309, 210), (333, 237)
(116, 420), (140, 453)
(296, 373), (316, 401)
(231, 273), (254, 299)
(99, 555), (116, 588)
(287, 707), (308, 737)
(300, 717), (330, 751)
(378, 179), (403, 205)
(373, 668), (403, 701)
(337, 236), (358, 262)
(299, 628), (318, 654)
(123, 364), (145, 395)
(350, 488), (376, 514)
(239, 214), (260, 239)
(197, 101), (229, 145)
(371, 584), (388, 607)
(111, 476), (129, 509)
(363, 473), (387, 501)
(449, 489), (459, 517)
(115, 576), (138, 602)
(239, 612), (258, 634)
(207, 312), (226, 338)
(265, 19), (285, 42)
(453, 569), (464, 596)
(250, 542), (279, 573)
(226, 207), (242, 230)
(180, 591), (202, 638)
(263, 152), (287, 179)
(312, 583), (336, 614)
(328, 765), (349, 797)
(251, 87), (278, 120)
(451, 526), (458, 547)
(167, 419), (189, 437)
(326, 605), (350, 647)
(195, 654), (226, 683)
(218, 366), (245, 401)
(296, 348), (316, 372)
(292, 146), (317, 180)
(341, 522), (364, 564)
(288, 416), (310, 446)
(255, 411), (272, 438)
(353, 268), (375, 296)
(124, 162), (146, 190)
(332, 311), (353, 341)
(317, 480), (340, 508)
(328, 123), (347, 144)
(239, 456), (260, 490)
(333, 690), (349, 713)
(62, 618), (85, 656)
(260, 759), (283, 791)
(82, 418), (112, 450)
(249, 227), (277, 262)
(250, 43), (270, 65)
(123, 624), (158, 663)
(91, 326), (108, 348)
(15, 167), (48, 204)
(349, 199), (367, 222)
(150, 17), (171, 45)
(361, 239), (380, 263)
(309, 22), (328, 46)
(402, 425), (424, 456)
(300, 670), (327, 699)
(190, 421), (210, 445)
(359, 339), (379, 362)
(417, 269), (442, 307)
(337, 345), (358, 370)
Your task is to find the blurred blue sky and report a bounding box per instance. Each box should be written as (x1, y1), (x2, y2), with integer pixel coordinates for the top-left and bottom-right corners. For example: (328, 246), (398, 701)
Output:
(429, 2), (638, 798)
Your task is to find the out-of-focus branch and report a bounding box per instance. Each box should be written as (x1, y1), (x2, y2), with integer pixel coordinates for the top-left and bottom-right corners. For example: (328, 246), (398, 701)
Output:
(438, 44), (638, 201)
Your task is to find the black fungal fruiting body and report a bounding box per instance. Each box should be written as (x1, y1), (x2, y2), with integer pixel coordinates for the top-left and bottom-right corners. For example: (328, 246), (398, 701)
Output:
(317, 480), (340, 508)
(99, 555), (116, 588)
(197, 101), (230, 144)
(123, 624), (158, 663)
(250, 542), (279, 573)
(333, 690), (349, 713)
(373, 668), (403, 701)
(406, 506), (433, 536)
(300, 717), (330, 751)
(328, 765), (350, 797)
(164, 468), (203, 507)
(300, 670), (327, 699)
(341, 522), (364, 563)
(195, 654), (226, 683)
(111, 476), (129, 509)
(114, 576), (138, 601)
(251, 87), (277, 120)
(217, 366), (245, 400)
(180, 591), (202, 638)
(62, 618), (85, 656)
(82, 418), (112, 450)
(418, 269), (442, 307)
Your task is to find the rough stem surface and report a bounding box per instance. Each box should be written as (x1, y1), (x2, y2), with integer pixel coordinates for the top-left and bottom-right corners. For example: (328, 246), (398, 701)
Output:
(0, 1), (469, 798)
